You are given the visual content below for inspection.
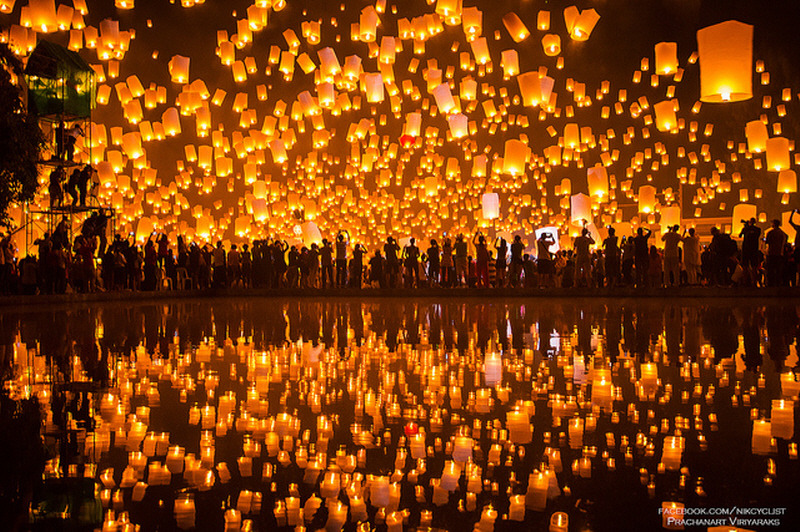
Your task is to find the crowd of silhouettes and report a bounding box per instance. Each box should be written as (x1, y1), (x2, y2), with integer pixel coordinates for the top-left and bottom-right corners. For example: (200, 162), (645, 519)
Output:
(2, 213), (800, 295)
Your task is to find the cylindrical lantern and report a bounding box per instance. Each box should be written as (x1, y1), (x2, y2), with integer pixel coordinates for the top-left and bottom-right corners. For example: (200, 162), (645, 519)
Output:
(638, 185), (657, 213)
(570, 9), (600, 41)
(766, 137), (790, 171)
(731, 204), (757, 235)
(482, 193), (500, 220)
(745, 120), (768, 153)
(168, 55), (190, 83)
(570, 193), (591, 224)
(542, 34), (561, 57)
(654, 42), (678, 75)
(696, 20), (753, 102)
(502, 12), (530, 43)
(659, 205), (681, 234)
(518, 72), (554, 107)
(587, 164), (608, 198)
(364, 73), (384, 103)
(654, 100), (677, 132)
(778, 170), (797, 193)
(503, 139), (529, 176)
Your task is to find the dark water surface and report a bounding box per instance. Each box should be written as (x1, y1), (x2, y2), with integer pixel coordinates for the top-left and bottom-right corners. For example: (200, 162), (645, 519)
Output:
(2, 297), (800, 531)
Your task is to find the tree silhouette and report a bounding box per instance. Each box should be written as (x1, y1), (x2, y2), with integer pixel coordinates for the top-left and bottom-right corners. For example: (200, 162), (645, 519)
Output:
(0, 42), (47, 229)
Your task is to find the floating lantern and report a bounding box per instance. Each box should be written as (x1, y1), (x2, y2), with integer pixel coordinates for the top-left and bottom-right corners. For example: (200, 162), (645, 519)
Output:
(655, 42), (678, 74)
(638, 185), (657, 214)
(778, 170), (797, 194)
(518, 72), (555, 107)
(168, 55), (190, 83)
(569, 8), (600, 41)
(745, 119), (768, 152)
(696, 20), (753, 102)
(482, 193), (500, 220)
(654, 100), (677, 132)
(502, 12), (530, 43)
(587, 164), (609, 198)
(570, 193), (591, 225)
(766, 137), (790, 171)
(503, 139), (529, 176)
(542, 34), (561, 56)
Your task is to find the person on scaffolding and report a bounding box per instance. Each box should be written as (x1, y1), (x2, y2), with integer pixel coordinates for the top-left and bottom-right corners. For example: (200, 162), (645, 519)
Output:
(78, 164), (93, 206)
(66, 167), (80, 206)
(65, 123), (84, 162)
(49, 166), (65, 208)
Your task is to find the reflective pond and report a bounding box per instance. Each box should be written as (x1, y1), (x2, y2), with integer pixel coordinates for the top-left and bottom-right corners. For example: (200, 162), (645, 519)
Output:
(2, 298), (800, 531)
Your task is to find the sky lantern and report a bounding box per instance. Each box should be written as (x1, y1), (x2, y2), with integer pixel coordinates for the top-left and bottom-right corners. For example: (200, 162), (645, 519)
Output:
(569, 8), (600, 41)
(778, 170), (797, 193)
(470, 36), (490, 65)
(766, 137), (790, 171)
(359, 5), (378, 42)
(447, 113), (468, 138)
(638, 185), (657, 213)
(482, 192), (499, 220)
(168, 54), (190, 83)
(431, 83), (456, 113)
(542, 34), (561, 56)
(364, 73), (385, 103)
(570, 193), (591, 224)
(653, 100), (677, 132)
(517, 72), (554, 107)
(732, 204), (757, 235)
(503, 139), (529, 176)
(745, 119), (768, 152)
(462, 6), (482, 36)
(696, 20), (753, 102)
(500, 50), (519, 77)
(587, 164), (609, 198)
(564, 123), (580, 148)
(654, 42), (678, 75)
(29, 0), (58, 33)
(659, 204), (680, 233)
(502, 12), (530, 43)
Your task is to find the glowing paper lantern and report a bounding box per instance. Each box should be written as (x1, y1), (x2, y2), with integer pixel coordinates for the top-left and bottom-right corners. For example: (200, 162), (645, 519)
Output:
(731, 204), (757, 235)
(447, 113), (468, 138)
(168, 55), (190, 83)
(766, 137), (790, 171)
(301, 221), (322, 245)
(587, 164), (608, 198)
(563, 123), (580, 148)
(542, 34), (561, 57)
(570, 193), (591, 224)
(502, 12), (530, 43)
(482, 193), (500, 220)
(364, 73), (384, 103)
(654, 100), (677, 132)
(431, 83), (456, 114)
(659, 205), (681, 234)
(29, 0), (58, 33)
(517, 72), (554, 107)
(638, 185), (657, 213)
(745, 120), (768, 153)
(778, 170), (797, 193)
(503, 139), (529, 176)
(696, 20), (753, 102)
(570, 8), (600, 41)
(654, 42), (678, 75)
